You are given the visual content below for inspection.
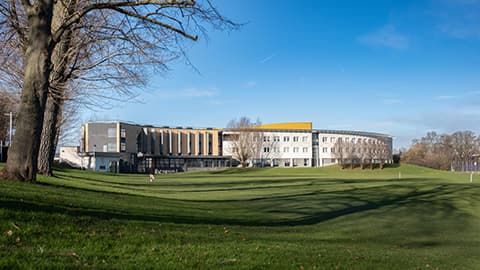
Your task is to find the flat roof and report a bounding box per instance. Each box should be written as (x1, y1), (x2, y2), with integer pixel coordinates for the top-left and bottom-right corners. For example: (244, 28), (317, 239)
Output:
(314, 129), (393, 138)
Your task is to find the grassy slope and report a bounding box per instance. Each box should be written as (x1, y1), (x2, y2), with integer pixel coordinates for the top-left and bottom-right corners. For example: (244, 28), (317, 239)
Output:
(0, 164), (479, 269)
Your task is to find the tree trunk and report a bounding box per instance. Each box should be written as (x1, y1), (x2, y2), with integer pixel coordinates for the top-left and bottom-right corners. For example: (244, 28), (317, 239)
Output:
(38, 0), (76, 176)
(1, 1), (54, 182)
(38, 95), (63, 176)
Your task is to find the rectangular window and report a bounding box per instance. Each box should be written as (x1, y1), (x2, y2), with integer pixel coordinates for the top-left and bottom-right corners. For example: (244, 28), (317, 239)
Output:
(331, 147), (335, 153)
(273, 136), (280, 142)
(293, 136), (299, 142)
(293, 147), (299, 153)
(322, 147), (328, 153)
(120, 128), (126, 138)
(107, 128), (116, 138)
(263, 136), (270, 142)
(322, 137), (328, 143)
(107, 142), (116, 152)
(283, 136), (290, 142)
(264, 147), (270, 153)
(302, 136), (308, 142)
(330, 137), (335, 143)
(120, 142), (126, 152)
(283, 147), (289, 153)
(273, 147), (280, 153)
(302, 147), (308, 153)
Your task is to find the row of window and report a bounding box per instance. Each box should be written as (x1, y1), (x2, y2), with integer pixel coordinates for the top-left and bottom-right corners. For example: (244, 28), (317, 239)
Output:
(263, 135), (309, 143)
(264, 147), (309, 153)
(322, 147), (387, 154)
(321, 136), (382, 144)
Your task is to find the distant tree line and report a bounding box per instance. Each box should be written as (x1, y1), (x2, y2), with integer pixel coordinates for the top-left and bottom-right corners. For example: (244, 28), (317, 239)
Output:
(401, 131), (480, 171)
(333, 138), (392, 169)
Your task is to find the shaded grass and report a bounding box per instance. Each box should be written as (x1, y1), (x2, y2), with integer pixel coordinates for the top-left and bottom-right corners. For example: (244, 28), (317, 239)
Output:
(1, 163), (479, 269)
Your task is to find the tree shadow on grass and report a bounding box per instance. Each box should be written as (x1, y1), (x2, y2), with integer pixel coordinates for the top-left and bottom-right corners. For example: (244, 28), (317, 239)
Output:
(1, 180), (478, 227)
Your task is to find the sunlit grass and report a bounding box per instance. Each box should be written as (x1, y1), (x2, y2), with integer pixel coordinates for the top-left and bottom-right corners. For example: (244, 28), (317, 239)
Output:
(1, 163), (479, 269)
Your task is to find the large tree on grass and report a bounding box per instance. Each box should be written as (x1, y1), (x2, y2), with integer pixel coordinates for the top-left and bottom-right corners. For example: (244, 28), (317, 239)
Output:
(0, 0), (235, 182)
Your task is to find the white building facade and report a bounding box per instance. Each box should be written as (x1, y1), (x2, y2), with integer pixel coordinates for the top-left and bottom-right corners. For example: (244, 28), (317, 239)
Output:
(222, 128), (313, 167)
(314, 130), (394, 167)
(71, 121), (393, 172)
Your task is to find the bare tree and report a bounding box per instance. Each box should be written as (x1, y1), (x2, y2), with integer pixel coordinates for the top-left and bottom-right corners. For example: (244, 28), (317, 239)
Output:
(0, 0), (235, 182)
(358, 140), (368, 169)
(402, 131), (479, 171)
(452, 131), (477, 171)
(345, 140), (357, 169)
(363, 140), (376, 170)
(377, 139), (391, 169)
(333, 138), (348, 169)
(225, 117), (263, 168)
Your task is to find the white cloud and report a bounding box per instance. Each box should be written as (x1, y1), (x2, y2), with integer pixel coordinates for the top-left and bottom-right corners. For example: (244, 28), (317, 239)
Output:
(358, 25), (409, 50)
(434, 95), (456, 100)
(259, 54), (276, 64)
(439, 23), (480, 39)
(432, 0), (480, 39)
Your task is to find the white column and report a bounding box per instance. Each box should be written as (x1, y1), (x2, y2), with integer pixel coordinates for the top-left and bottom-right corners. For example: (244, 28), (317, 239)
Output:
(178, 132), (181, 154)
(168, 130), (172, 154)
(197, 133), (201, 155)
(160, 132), (163, 154)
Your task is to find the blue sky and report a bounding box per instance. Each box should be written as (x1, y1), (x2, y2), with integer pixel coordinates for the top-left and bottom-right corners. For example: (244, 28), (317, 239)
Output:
(82, 0), (480, 149)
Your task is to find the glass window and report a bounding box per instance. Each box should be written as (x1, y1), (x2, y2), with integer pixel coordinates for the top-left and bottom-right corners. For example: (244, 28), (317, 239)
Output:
(107, 142), (116, 152)
(322, 147), (327, 153)
(120, 128), (126, 138)
(120, 142), (126, 152)
(293, 147), (299, 153)
(264, 147), (270, 153)
(302, 136), (308, 142)
(293, 136), (299, 142)
(107, 128), (116, 138)
(322, 137), (328, 143)
(283, 147), (289, 153)
(274, 136), (280, 142)
(263, 136), (270, 142)
(302, 147), (308, 153)
(283, 136), (290, 142)
(331, 147), (335, 153)
(330, 137), (335, 143)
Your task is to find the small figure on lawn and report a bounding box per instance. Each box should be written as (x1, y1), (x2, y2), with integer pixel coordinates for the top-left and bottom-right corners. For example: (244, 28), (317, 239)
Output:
(149, 169), (155, 182)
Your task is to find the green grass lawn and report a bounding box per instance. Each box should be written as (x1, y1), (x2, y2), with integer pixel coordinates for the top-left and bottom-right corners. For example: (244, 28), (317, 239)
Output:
(1, 164), (479, 269)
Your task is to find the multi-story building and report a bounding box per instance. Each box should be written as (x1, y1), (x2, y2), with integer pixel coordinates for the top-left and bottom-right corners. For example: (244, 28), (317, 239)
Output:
(222, 122), (313, 167)
(71, 121), (393, 172)
(313, 130), (393, 167)
(80, 121), (230, 173)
